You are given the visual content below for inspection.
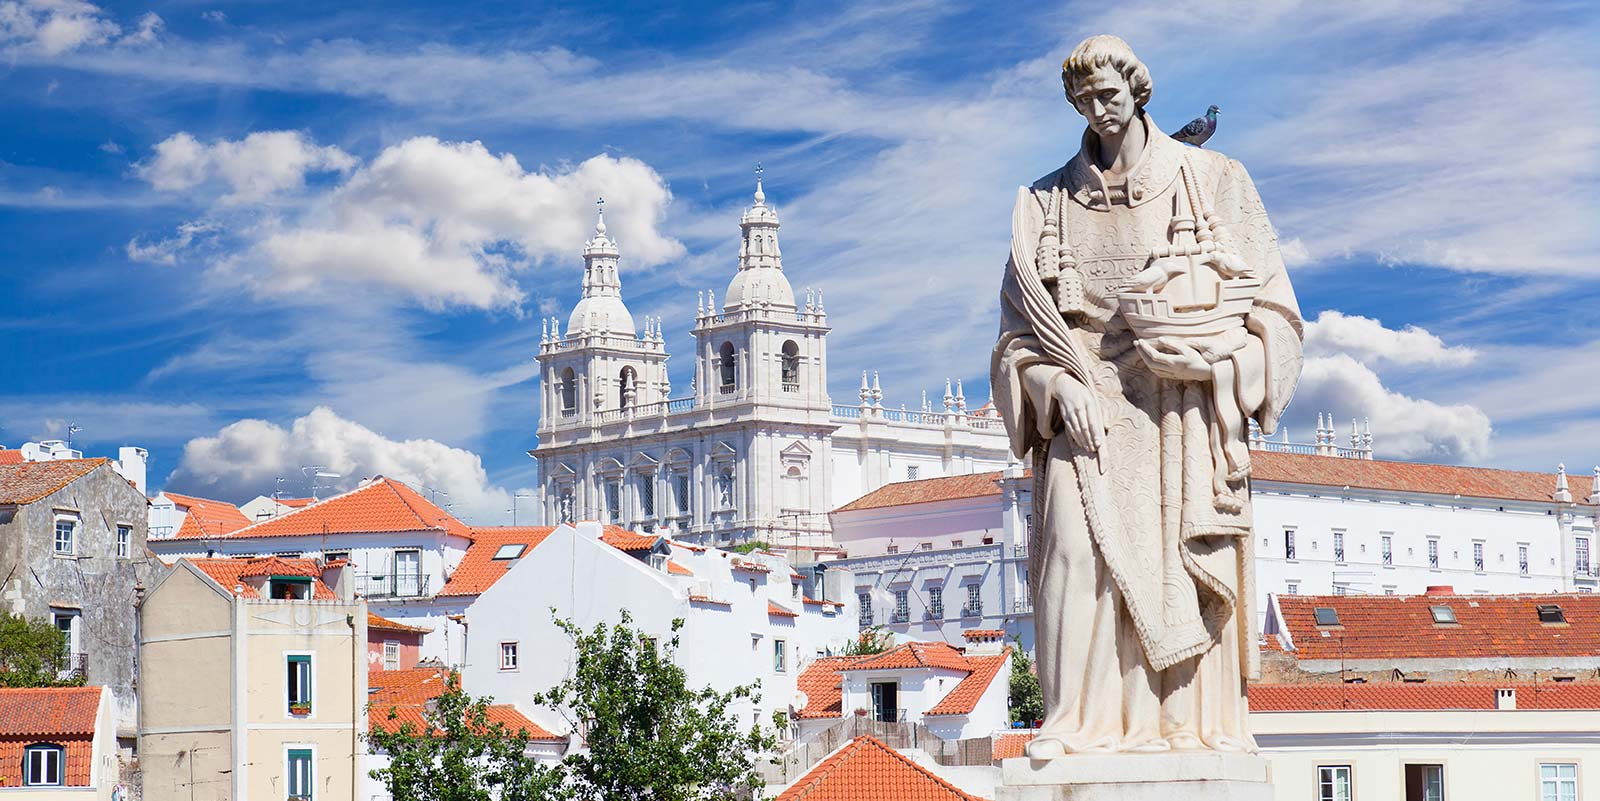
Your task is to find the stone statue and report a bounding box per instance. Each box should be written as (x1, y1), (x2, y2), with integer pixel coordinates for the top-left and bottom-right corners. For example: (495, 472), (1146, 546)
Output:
(991, 35), (1303, 761)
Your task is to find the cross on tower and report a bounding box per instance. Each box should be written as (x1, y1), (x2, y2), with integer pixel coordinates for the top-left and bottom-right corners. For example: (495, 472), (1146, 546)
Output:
(596, 197), (604, 212)
(754, 162), (763, 181)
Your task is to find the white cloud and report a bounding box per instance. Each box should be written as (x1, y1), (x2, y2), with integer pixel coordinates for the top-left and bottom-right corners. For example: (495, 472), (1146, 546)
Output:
(122, 10), (159, 44)
(126, 219), (216, 265)
(168, 406), (522, 525)
(135, 133), (683, 311)
(0, 0), (118, 55)
(138, 131), (355, 203)
(1303, 310), (1477, 367)
(1291, 354), (1492, 463)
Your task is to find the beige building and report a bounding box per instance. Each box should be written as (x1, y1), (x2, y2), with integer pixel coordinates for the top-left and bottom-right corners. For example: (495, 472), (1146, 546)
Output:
(139, 557), (367, 801)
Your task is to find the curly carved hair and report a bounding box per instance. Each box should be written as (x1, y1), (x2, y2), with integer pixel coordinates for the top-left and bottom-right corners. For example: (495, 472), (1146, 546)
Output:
(1061, 34), (1153, 111)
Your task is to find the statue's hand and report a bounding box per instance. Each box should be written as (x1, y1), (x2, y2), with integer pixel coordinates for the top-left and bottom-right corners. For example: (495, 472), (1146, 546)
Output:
(1137, 338), (1212, 382)
(1048, 373), (1105, 452)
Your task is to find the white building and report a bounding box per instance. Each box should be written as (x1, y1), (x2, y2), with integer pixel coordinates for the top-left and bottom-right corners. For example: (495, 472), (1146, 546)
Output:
(2, 440), (148, 493)
(532, 182), (1010, 549)
(823, 425), (1600, 643)
(462, 521), (858, 740)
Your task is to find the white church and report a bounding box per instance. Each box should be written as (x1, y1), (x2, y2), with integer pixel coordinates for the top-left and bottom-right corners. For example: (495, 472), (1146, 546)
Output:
(532, 180), (1013, 547)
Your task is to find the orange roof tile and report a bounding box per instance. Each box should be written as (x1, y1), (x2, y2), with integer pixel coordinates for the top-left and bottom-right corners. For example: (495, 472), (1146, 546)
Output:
(0, 686), (102, 737)
(224, 477), (472, 540)
(366, 668), (561, 740)
(802, 596), (843, 609)
(775, 735), (987, 801)
(666, 560), (694, 577)
(1273, 592), (1600, 661)
(992, 732), (1035, 761)
(0, 458), (106, 505)
(1251, 451), (1596, 506)
(437, 526), (557, 597)
(369, 667), (454, 705)
(1248, 682), (1600, 711)
(277, 497), (314, 508)
(164, 491), (253, 539)
(600, 529), (659, 551)
(850, 642), (974, 673)
(927, 649), (1010, 716)
(834, 469), (1026, 512)
(962, 629), (1004, 640)
(768, 602), (799, 618)
(186, 557), (337, 600)
(0, 449), (23, 464)
(367, 612), (432, 634)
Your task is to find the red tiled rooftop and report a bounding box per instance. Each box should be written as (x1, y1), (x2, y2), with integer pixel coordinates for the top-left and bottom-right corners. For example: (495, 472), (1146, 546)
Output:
(1249, 682), (1600, 711)
(367, 667), (560, 740)
(992, 732), (1035, 761)
(850, 642), (974, 673)
(927, 650), (1010, 716)
(438, 524), (648, 597)
(665, 559), (694, 577)
(164, 491), (252, 539)
(0, 449), (23, 464)
(768, 601), (799, 618)
(833, 470), (1016, 512)
(186, 557), (337, 600)
(0, 458), (106, 505)
(963, 629), (1005, 640)
(600, 529), (659, 551)
(1273, 593), (1600, 661)
(775, 735), (987, 801)
(368, 612), (432, 634)
(795, 656), (866, 719)
(796, 644), (1009, 719)
(1251, 451), (1596, 506)
(0, 686), (102, 737)
(225, 477), (472, 540)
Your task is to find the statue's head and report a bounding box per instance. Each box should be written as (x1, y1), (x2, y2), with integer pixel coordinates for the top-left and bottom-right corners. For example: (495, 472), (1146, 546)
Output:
(1061, 35), (1152, 139)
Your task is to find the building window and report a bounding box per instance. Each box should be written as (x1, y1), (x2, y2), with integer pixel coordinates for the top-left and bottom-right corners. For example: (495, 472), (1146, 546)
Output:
(773, 639), (787, 672)
(1318, 765), (1352, 801)
(918, 542), (932, 551)
(858, 591), (873, 627)
(1578, 538), (1591, 575)
(906, 465), (919, 481)
(53, 516), (76, 555)
(606, 480), (622, 523)
(24, 744), (64, 786)
(1427, 539), (1440, 569)
(719, 341), (737, 390)
(560, 367), (578, 416)
(51, 610), (78, 661)
(1285, 581), (1299, 596)
(1381, 534), (1393, 566)
(1405, 763), (1444, 801)
(892, 589), (909, 623)
(673, 472), (691, 516)
(287, 748), (313, 801)
(1333, 583), (1349, 596)
(1540, 763), (1577, 801)
(116, 525), (131, 558)
(1520, 545), (1530, 576)
(1333, 531), (1346, 563)
(1284, 528), (1296, 560)
(885, 544), (899, 555)
(928, 586), (944, 619)
(500, 641), (519, 670)
(781, 340), (800, 389)
(963, 584), (983, 617)
(1473, 542), (1485, 572)
(637, 473), (656, 518)
(286, 654), (312, 715)
(383, 641), (400, 671)
(393, 549), (422, 597)
(951, 539), (963, 548)
(1383, 585), (1397, 595)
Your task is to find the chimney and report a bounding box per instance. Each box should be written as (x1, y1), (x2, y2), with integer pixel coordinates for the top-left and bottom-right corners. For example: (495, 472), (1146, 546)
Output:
(1424, 585), (1455, 596)
(115, 447), (148, 492)
(961, 629), (1006, 655)
(1496, 688), (1517, 710)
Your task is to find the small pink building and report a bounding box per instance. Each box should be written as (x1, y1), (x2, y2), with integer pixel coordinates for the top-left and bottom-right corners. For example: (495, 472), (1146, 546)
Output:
(367, 612), (431, 672)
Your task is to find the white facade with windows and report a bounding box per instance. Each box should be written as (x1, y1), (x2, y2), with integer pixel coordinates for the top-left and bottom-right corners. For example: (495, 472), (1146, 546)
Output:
(532, 183), (1010, 548)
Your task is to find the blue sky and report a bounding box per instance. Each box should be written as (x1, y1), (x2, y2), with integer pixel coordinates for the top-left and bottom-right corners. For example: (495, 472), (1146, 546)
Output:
(2, 0), (1597, 523)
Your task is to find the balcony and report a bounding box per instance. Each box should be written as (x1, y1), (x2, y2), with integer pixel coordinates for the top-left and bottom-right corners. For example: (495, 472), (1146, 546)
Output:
(782, 382), (800, 393)
(1576, 565), (1598, 582)
(923, 609), (943, 622)
(354, 572), (429, 598)
(890, 611), (909, 624)
(1013, 599), (1033, 614)
(960, 603), (983, 618)
(55, 652), (88, 682)
(859, 613), (874, 628)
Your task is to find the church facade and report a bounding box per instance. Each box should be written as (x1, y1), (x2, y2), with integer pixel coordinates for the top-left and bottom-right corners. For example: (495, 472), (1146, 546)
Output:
(532, 181), (1012, 547)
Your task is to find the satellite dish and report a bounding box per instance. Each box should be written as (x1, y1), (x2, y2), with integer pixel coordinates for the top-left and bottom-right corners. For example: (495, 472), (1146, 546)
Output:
(790, 691), (809, 711)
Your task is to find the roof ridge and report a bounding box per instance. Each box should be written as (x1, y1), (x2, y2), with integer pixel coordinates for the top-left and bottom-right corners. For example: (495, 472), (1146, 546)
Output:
(791, 735), (979, 801)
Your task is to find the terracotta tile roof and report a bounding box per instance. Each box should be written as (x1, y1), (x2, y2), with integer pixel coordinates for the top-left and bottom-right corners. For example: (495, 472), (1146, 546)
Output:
(833, 470), (1013, 512)
(437, 526), (557, 597)
(992, 732), (1035, 761)
(802, 596), (843, 609)
(795, 656), (863, 719)
(600, 529), (659, 551)
(768, 602), (799, 618)
(850, 642), (973, 672)
(0, 449), (23, 464)
(775, 735), (987, 801)
(164, 492), (253, 539)
(665, 559), (694, 577)
(0, 686), (102, 737)
(1274, 592), (1600, 661)
(366, 668), (561, 740)
(1248, 682), (1600, 711)
(962, 629), (1005, 640)
(927, 650), (1010, 716)
(277, 497), (314, 508)
(224, 477), (471, 540)
(688, 594), (731, 606)
(1251, 451), (1596, 506)
(186, 557), (337, 600)
(368, 612), (432, 634)
(0, 458), (106, 505)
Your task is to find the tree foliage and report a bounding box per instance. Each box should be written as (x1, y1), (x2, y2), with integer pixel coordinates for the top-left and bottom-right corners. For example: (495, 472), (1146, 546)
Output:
(0, 612), (82, 688)
(841, 626), (893, 656)
(366, 673), (565, 801)
(726, 540), (772, 555)
(533, 610), (776, 801)
(1007, 639), (1043, 725)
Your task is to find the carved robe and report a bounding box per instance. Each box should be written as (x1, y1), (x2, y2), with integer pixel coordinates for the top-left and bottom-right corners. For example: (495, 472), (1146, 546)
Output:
(991, 114), (1302, 754)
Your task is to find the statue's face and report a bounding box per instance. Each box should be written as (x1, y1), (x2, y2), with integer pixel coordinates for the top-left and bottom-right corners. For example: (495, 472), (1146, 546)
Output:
(1069, 66), (1137, 139)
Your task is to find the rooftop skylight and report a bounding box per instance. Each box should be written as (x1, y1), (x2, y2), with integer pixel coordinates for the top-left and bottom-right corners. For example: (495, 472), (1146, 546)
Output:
(492, 544), (526, 560)
(1429, 605), (1457, 624)
(1313, 607), (1340, 627)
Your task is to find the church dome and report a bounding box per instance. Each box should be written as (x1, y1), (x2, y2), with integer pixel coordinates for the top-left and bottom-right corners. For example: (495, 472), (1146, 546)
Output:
(568, 294), (636, 336)
(566, 205), (636, 336)
(723, 177), (796, 311)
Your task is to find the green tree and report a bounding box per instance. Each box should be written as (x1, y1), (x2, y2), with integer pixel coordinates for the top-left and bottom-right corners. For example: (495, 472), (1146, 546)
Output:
(727, 540), (772, 555)
(0, 612), (81, 688)
(1007, 640), (1043, 725)
(534, 610), (776, 801)
(366, 673), (566, 801)
(842, 626), (892, 656)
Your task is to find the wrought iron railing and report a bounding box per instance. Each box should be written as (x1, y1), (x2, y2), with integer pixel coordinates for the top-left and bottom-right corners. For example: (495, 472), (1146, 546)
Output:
(354, 572), (429, 598)
(961, 603), (983, 617)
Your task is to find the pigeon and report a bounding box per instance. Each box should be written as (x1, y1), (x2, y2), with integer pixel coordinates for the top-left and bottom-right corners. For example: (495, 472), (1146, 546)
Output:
(1170, 105), (1220, 147)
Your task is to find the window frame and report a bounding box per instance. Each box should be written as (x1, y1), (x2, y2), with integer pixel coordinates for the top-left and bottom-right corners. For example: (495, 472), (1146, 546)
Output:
(115, 524), (132, 558)
(773, 638), (787, 673)
(1317, 764), (1352, 801)
(23, 743), (64, 787)
(285, 652), (314, 717)
(52, 513), (78, 556)
(1540, 762), (1577, 801)
(285, 745), (315, 801)
(383, 640), (401, 671)
(500, 641), (519, 671)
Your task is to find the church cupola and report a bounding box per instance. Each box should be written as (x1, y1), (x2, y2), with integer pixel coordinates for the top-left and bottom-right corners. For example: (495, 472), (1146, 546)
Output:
(567, 200), (637, 336)
(723, 170), (797, 312)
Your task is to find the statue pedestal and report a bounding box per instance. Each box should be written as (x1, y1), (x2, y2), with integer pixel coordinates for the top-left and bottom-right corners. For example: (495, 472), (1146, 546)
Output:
(997, 752), (1272, 801)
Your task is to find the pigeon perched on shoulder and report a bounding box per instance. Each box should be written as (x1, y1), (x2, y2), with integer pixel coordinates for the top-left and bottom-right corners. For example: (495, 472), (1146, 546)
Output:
(1170, 105), (1220, 147)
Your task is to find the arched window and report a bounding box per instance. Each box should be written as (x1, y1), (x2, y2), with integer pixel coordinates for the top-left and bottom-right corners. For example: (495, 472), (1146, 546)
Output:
(781, 340), (800, 390)
(24, 743), (64, 786)
(719, 342), (737, 392)
(560, 367), (578, 415)
(618, 366), (637, 409)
